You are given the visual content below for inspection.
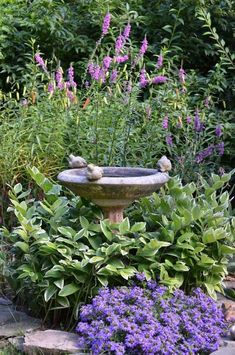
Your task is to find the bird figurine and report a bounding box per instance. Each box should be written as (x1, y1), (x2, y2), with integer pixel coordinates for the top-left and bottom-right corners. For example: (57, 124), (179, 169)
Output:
(68, 154), (87, 168)
(86, 164), (103, 180)
(157, 156), (172, 172)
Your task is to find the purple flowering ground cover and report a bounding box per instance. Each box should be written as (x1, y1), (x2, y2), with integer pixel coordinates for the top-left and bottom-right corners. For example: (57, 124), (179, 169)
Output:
(76, 277), (226, 355)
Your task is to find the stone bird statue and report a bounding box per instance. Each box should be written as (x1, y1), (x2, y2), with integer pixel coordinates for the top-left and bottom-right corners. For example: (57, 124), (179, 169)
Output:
(86, 164), (103, 180)
(68, 154), (87, 168)
(157, 156), (172, 172)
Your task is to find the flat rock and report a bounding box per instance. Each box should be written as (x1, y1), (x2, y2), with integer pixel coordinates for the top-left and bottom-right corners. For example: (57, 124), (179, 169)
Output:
(0, 297), (12, 306)
(24, 330), (84, 354)
(0, 318), (41, 338)
(212, 347), (235, 355)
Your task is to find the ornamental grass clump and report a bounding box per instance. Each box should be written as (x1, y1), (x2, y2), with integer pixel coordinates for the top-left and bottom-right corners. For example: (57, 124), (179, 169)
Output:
(76, 279), (226, 355)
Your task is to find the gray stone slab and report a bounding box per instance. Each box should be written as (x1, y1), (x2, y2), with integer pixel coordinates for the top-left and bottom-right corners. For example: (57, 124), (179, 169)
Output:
(212, 347), (235, 355)
(0, 318), (41, 338)
(24, 330), (84, 354)
(0, 297), (12, 306)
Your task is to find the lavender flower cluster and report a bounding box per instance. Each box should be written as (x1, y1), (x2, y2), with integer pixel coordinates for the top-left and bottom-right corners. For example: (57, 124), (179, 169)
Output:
(76, 278), (225, 355)
(87, 13), (167, 88)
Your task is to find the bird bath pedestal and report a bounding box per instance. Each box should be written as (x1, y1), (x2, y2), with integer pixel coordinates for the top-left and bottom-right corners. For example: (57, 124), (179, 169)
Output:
(57, 167), (169, 223)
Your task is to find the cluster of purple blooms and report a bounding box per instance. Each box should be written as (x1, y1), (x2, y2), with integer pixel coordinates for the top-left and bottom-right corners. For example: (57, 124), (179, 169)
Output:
(76, 276), (226, 355)
(88, 13), (168, 88)
(34, 53), (77, 102)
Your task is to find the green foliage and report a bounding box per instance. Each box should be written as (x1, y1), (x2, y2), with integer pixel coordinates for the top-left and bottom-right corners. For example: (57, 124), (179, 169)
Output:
(1, 168), (234, 326)
(130, 170), (235, 298)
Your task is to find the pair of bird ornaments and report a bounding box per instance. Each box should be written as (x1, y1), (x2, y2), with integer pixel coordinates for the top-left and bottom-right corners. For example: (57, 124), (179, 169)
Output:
(68, 154), (171, 181)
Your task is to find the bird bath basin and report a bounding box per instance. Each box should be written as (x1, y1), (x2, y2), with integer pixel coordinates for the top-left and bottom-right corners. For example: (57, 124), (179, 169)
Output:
(57, 167), (169, 223)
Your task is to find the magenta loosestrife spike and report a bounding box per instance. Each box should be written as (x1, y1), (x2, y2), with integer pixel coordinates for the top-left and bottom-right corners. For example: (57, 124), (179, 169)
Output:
(115, 35), (124, 55)
(186, 116), (191, 124)
(215, 125), (223, 137)
(140, 36), (148, 55)
(152, 75), (167, 84)
(166, 135), (173, 146)
(179, 67), (186, 84)
(48, 82), (54, 94)
(102, 12), (111, 35)
(123, 23), (131, 40)
(115, 55), (128, 63)
(110, 69), (118, 83)
(103, 56), (112, 70)
(162, 116), (168, 129)
(156, 55), (163, 69)
(35, 53), (47, 72)
(139, 68), (148, 88)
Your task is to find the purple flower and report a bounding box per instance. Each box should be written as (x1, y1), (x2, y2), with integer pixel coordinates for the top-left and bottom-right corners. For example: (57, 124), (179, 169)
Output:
(179, 67), (186, 84)
(166, 135), (173, 146)
(48, 82), (54, 94)
(162, 115), (168, 129)
(194, 110), (204, 132)
(139, 68), (148, 88)
(115, 35), (124, 55)
(139, 37), (148, 56)
(76, 284), (226, 355)
(67, 65), (77, 88)
(103, 56), (112, 70)
(218, 167), (225, 176)
(195, 145), (214, 163)
(115, 55), (128, 63)
(123, 23), (131, 40)
(156, 55), (163, 69)
(217, 142), (224, 156)
(110, 69), (118, 83)
(35, 53), (47, 72)
(215, 125), (223, 137)
(55, 68), (64, 90)
(152, 75), (167, 84)
(186, 116), (192, 124)
(102, 13), (111, 35)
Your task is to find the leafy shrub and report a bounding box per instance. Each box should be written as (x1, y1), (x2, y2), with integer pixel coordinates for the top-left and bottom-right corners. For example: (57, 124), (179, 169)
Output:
(129, 170), (235, 297)
(76, 279), (226, 354)
(1, 168), (234, 325)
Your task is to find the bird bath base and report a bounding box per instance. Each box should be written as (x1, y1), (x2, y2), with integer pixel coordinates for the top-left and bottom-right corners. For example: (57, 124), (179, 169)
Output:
(57, 167), (169, 223)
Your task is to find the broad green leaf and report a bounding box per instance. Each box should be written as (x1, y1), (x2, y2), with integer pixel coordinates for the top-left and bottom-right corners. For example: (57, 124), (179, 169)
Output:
(220, 245), (235, 254)
(131, 222), (146, 233)
(57, 296), (70, 308)
(80, 216), (90, 229)
(89, 256), (104, 263)
(119, 218), (130, 234)
(58, 283), (79, 297)
(14, 183), (22, 194)
(58, 226), (75, 238)
(14, 241), (29, 253)
(44, 285), (57, 302)
(100, 221), (113, 241)
(97, 275), (108, 286)
(54, 279), (64, 289)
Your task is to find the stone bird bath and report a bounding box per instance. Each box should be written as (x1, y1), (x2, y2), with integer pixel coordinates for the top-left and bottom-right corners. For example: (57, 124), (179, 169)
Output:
(57, 166), (170, 223)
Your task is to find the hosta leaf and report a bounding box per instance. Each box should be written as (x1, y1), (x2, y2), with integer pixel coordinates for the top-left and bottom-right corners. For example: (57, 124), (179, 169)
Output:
(54, 279), (64, 289)
(119, 218), (130, 234)
(97, 275), (108, 287)
(220, 245), (235, 254)
(100, 221), (113, 241)
(44, 285), (57, 302)
(89, 256), (104, 263)
(14, 241), (29, 253)
(131, 222), (146, 233)
(80, 216), (90, 229)
(57, 296), (70, 308)
(58, 283), (79, 297)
